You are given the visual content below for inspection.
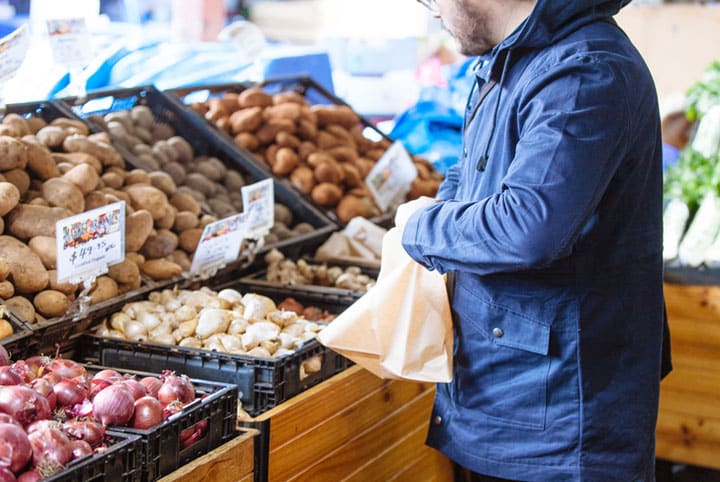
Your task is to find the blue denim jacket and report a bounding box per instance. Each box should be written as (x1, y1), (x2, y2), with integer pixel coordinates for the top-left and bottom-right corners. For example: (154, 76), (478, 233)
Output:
(401, 1), (665, 480)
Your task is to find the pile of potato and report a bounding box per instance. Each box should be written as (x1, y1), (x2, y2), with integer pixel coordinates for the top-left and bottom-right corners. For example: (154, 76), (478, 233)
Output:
(95, 286), (331, 359)
(87, 104), (316, 244)
(0, 113), (216, 324)
(264, 249), (375, 292)
(188, 88), (444, 223)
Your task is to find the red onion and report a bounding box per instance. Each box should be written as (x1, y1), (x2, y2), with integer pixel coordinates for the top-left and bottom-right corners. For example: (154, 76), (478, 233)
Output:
(22, 357), (49, 380)
(28, 380), (56, 411)
(0, 386), (51, 427)
(131, 397), (163, 430)
(180, 419), (208, 449)
(16, 470), (41, 482)
(41, 372), (62, 387)
(46, 359), (86, 381)
(91, 370), (121, 382)
(28, 428), (72, 473)
(26, 420), (62, 435)
(121, 379), (147, 401)
(157, 372), (195, 406)
(0, 414), (18, 426)
(69, 440), (93, 460)
(52, 379), (88, 408)
(8, 362), (34, 384)
(0, 423), (32, 473)
(162, 400), (184, 420)
(139, 377), (162, 398)
(62, 420), (105, 448)
(88, 378), (112, 400)
(0, 468), (16, 482)
(92, 385), (134, 426)
(67, 399), (93, 420)
(0, 367), (23, 386)
(0, 346), (9, 367)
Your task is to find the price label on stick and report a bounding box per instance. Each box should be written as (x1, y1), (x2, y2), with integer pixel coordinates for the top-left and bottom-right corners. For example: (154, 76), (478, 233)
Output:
(0, 24), (30, 82)
(242, 179), (274, 238)
(56, 202), (126, 284)
(46, 17), (92, 67)
(365, 141), (418, 212)
(190, 212), (250, 277)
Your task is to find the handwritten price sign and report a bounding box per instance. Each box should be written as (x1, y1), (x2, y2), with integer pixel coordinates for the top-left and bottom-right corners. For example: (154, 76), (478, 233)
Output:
(56, 202), (126, 283)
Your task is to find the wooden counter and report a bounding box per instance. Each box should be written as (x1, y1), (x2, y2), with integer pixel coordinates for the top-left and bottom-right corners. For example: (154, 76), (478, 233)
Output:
(657, 283), (720, 469)
(242, 365), (454, 482)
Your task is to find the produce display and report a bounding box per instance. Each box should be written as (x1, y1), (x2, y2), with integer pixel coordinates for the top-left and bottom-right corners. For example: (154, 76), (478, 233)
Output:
(663, 60), (720, 268)
(187, 87), (444, 223)
(262, 248), (376, 292)
(83, 103), (317, 245)
(0, 347), (205, 480)
(95, 286), (334, 358)
(0, 112), (218, 325)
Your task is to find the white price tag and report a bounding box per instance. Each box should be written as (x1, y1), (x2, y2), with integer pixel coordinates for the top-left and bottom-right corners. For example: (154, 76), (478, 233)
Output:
(46, 17), (92, 67)
(0, 24), (30, 81)
(56, 202), (126, 283)
(190, 212), (250, 277)
(365, 141), (418, 212)
(241, 179), (274, 238)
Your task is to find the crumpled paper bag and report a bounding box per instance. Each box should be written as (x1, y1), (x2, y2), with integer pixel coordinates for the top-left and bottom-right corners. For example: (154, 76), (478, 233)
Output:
(315, 217), (385, 269)
(317, 226), (453, 382)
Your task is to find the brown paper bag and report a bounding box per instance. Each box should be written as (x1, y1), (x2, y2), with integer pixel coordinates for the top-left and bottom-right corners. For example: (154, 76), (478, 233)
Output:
(317, 227), (453, 382)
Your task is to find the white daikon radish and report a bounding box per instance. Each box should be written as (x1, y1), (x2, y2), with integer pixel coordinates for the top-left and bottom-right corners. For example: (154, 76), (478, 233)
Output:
(663, 198), (690, 262)
(678, 191), (720, 267)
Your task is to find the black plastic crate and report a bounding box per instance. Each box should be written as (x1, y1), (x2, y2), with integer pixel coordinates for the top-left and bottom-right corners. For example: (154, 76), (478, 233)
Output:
(58, 85), (337, 252)
(46, 431), (143, 482)
(166, 77), (398, 227)
(77, 364), (238, 481)
(78, 283), (354, 416)
(0, 306), (34, 360)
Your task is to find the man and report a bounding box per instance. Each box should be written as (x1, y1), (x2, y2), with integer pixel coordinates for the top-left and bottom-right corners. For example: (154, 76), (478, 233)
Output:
(398, 0), (667, 480)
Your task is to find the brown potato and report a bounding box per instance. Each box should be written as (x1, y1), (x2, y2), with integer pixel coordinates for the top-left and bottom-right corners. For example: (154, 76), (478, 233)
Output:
(140, 230), (179, 259)
(5, 296), (36, 323)
(149, 171), (177, 195)
(24, 140), (60, 180)
(0, 235), (49, 293)
(6, 204), (72, 240)
(107, 258), (141, 285)
(28, 236), (57, 270)
(290, 166), (315, 194)
(178, 228), (203, 253)
(62, 163), (100, 194)
(47, 270), (80, 296)
(89, 276), (119, 305)
(0, 258), (9, 281)
(0, 182), (20, 217)
(0, 136), (28, 171)
(272, 148), (299, 176)
(34, 290), (71, 318)
(141, 259), (182, 280)
(311, 183), (342, 207)
(0, 280), (14, 299)
(125, 209), (155, 252)
(41, 178), (85, 214)
(124, 184), (170, 221)
(169, 192), (201, 216)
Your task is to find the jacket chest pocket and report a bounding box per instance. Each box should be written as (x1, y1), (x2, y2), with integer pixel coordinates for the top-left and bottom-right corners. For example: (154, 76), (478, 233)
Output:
(453, 284), (551, 430)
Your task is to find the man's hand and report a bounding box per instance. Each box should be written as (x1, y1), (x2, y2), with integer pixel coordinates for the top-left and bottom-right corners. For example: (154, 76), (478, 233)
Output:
(395, 196), (438, 232)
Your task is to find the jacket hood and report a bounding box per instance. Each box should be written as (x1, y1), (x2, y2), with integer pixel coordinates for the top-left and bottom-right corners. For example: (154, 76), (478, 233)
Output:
(512, 0), (631, 49)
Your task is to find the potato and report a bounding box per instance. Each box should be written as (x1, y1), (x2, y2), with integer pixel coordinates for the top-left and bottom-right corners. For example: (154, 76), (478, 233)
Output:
(0, 182), (20, 216)
(336, 195), (371, 224)
(141, 259), (182, 280)
(125, 252), (145, 266)
(62, 163), (100, 194)
(166, 250), (191, 272)
(6, 204), (72, 240)
(163, 162), (187, 185)
(0, 136), (28, 171)
(23, 141), (60, 180)
(184, 173), (216, 197)
(256, 118), (295, 145)
(63, 135), (124, 168)
(52, 152), (103, 174)
(47, 270), (79, 296)
(229, 107), (263, 134)
(148, 171), (177, 195)
(41, 178), (85, 214)
(263, 103), (301, 122)
(0, 236), (49, 293)
(108, 258), (141, 285)
(2, 113), (31, 136)
(173, 211), (199, 232)
(89, 276), (119, 305)
(50, 118), (89, 136)
(178, 228), (202, 253)
(311, 105), (361, 128)
(311, 183), (342, 207)
(155, 205), (177, 230)
(124, 169), (151, 186)
(34, 290), (71, 318)
(207, 198), (235, 218)
(131, 105), (154, 128)
(0, 258), (9, 281)
(0, 280), (14, 299)
(272, 148), (299, 176)
(28, 236), (57, 270)
(125, 209), (154, 252)
(140, 230), (179, 259)
(274, 204), (293, 226)
(167, 136), (193, 164)
(234, 132), (259, 151)
(124, 184), (169, 221)
(4, 296), (36, 323)
(237, 88), (273, 109)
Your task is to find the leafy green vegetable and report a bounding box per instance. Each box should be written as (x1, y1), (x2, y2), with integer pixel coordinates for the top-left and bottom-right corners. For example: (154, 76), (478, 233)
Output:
(664, 148), (720, 211)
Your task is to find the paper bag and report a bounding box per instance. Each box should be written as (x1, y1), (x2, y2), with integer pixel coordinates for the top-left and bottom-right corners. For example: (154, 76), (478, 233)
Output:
(317, 227), (453, 382)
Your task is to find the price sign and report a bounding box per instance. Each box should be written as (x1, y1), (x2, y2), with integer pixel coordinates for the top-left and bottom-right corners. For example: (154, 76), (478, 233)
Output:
(241, 179), (274, 238)
(56, 202), (126, 283)
(46, 17), (92, 67)
(365, 141), (418, 212)
(0, 24), (30, 81)
(190, 212), (250, 277)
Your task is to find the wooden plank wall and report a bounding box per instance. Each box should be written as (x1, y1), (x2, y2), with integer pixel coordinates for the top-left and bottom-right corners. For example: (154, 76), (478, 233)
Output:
(249, 365), (454, 482)
(657, 284), (720, 469)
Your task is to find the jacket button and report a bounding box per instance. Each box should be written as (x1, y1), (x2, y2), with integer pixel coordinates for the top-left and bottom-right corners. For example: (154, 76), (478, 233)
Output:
(433, 415), (442, 425)
(463, 147), (468, 158)
(492, 327), (504, 338)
